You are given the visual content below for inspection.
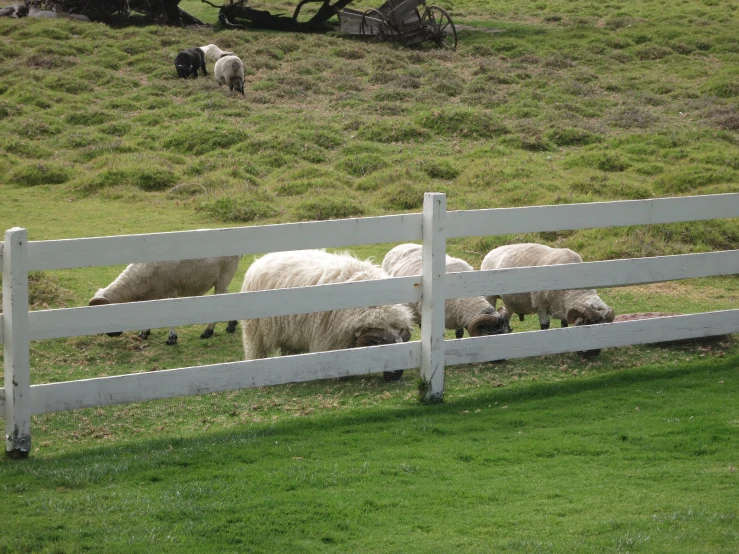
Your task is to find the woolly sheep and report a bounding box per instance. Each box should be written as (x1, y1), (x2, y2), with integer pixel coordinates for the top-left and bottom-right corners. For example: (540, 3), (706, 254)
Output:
(0, 4), (28, 17)
(89, 256), (241, 345)
(199, 44), (235, 62)
(51, 3), (90, 20)
(174, 47), (206, 79)
(28, 3), (57, 17)
(382, 243), (511, 339)
(481, 243), (615, 357)
(214, 54), (244, 95)
(240, 250), (414, 381)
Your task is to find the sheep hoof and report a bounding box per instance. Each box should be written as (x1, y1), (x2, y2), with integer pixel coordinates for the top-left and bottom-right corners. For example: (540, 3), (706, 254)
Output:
(139, 330), (151, 340)
(455, 328), (464, 339)
(166, 334), (178, 346)
(200, 329), (214, 339)
(383, 370), (404, 382)
(226, 321), (238, 333)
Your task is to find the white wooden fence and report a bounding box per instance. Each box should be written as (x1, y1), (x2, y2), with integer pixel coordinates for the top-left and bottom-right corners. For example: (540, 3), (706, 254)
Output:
(2, 192), (739, 457)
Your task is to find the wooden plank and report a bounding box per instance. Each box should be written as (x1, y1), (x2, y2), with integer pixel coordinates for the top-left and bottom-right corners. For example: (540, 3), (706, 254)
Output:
(445, 251), (739, 299)
(28, 276), (422, 341)
(447, 193), (739, 238)
(420, 193), (446, 402)
(445, 310), (739, 365)
(27, 214), (422, 271)
(3, 228), (32, 457)
(29, 342), (422, 414)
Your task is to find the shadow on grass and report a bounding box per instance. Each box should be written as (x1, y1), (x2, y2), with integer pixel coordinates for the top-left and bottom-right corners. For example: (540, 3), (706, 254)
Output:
(9, 351), (736, 470)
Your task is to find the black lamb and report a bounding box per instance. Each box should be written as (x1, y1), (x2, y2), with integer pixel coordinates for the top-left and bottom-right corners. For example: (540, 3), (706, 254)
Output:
(174, 47), (207, 79)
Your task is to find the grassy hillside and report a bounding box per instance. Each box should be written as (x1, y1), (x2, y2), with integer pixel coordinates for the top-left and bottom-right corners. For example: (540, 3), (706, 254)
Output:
(0, 2), (737, 551)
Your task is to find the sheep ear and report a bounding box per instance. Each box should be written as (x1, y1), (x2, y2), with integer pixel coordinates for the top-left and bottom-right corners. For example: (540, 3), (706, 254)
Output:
(89, 297), (110, 307)
(566, 308), (586, 325)
(605, 307), (616, 323)
(497, 306), (511, 321)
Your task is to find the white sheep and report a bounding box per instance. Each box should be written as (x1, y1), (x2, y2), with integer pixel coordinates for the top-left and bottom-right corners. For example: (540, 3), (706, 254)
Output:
(28, 4), (57, 17)
(89, 256), (241, 345)
(199, 44), (235, 62)
(241, 250), (415, 381)
(481, 243), (615, 356)
(382, 243), (511, 339)
(214, 54), (244, 95)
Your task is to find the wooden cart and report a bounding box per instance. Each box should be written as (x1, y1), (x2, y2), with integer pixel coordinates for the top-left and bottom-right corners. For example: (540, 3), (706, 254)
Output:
(338, 0), (457, 49)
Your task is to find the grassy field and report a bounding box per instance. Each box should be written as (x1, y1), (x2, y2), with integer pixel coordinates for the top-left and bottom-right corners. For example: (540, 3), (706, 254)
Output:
(0, 0), (738, 551)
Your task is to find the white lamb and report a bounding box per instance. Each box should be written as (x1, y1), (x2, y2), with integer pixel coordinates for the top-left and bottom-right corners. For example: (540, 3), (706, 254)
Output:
(89, 256), (241, 345)
(28, 4), (57, 17)
(382, 243), (511, 339)
(240, 250), (415, 381)
(199, 44), (235, 62)
(214, 54), (245, 95)
(481, 243), (615, 357)
(51, 3), (90, 20)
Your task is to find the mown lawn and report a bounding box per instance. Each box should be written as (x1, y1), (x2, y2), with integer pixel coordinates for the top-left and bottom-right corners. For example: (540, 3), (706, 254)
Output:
(0, 0), (737, 551)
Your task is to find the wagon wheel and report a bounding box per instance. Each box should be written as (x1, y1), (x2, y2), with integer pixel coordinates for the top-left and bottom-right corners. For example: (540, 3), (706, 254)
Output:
(361, 8), (390, 42)
(422, 5), (457, 50)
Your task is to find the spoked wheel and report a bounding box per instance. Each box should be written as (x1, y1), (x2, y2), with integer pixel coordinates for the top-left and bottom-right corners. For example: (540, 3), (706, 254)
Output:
(361, 9), (391, 42)
(422, 5), (457, 50)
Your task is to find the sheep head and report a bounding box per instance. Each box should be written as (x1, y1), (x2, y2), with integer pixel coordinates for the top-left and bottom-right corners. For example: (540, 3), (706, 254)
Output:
(88, 296), (123, 337)
(566, 305), (616, 358)
(352, 327), (411, 348)
(466, 306), (512, 337)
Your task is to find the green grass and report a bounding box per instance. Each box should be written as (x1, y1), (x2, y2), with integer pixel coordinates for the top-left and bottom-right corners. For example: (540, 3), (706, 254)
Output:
(0, 0), (738, 551)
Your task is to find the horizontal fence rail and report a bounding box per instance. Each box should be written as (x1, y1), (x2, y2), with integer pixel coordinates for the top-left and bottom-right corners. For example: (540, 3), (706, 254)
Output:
(446, 250), (739, 299)
(24, 276), (422, 342)
(447, 193), (739, 238)
(3, 192), (738, 457)
(24, 214), (423, 271)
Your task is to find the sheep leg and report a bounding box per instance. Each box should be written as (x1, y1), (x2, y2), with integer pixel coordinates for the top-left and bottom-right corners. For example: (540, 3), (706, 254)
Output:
(226, 320), (238, 333)
(166, 328), (178, 345)
(561, 320), (568, 328)
(139, 329), (151, 340)
(455, 328), (464, 339)
(200, 323), (215, 339)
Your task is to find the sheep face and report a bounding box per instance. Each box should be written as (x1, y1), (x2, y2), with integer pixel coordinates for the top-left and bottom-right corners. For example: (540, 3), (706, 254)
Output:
(88, 296), (123, 337)
(567, 305), (615, 358)
(352, 326), (411, 348)
(466, 306), (511, 338)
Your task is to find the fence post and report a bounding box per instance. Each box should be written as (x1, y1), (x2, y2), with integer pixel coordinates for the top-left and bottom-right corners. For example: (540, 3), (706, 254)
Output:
(3, 227), (31, 458)
(420, 193), (446, 402)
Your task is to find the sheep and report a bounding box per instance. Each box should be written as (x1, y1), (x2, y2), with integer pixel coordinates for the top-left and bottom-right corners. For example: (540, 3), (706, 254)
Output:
(481, 243), (615, 357)
(214, 54), (244, 95)
(240, 250), (415, 381)
(0, 4), (28, 17)
(382, 243), (511, 339)
(199, 44), (235, 62)
(174, 47), (207, 79)
(28, 3), (57, 17)
(89, 256), (241, 345)
(50, 3), (90, 20)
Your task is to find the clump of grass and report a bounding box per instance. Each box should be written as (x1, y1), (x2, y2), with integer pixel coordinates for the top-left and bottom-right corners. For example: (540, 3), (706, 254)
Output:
(563, 152), (630, 172)
(545, 127), (602, 147)
(163, 123), (250, 155)
(338, 153), (389, 177)
(294, 197), (364, 221)
(9, 163), (71, 186)
(418, 159), (460, 180)
(0, 271), (75, 310)
(654, 166), (737, 194)
(81, 167), (178, 194)
(356, 119), (429, 143)
(199, 196), (279, 223)
(416, 109), (509, 139)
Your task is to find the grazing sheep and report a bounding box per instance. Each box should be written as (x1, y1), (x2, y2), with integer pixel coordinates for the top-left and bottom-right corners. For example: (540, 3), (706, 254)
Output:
(214, 54), (244, 95)
(0, 4), (28, 17)
(481, 243), (615, 357)
(174, 47), (207, 79)
(382, 243), (511, 339)
(240, 250), (414, 381)
(28, 3), (57, 17)
(89, 256), (241, 345)
(199, 43), (234, 62)
(50, 4), (89, 20)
